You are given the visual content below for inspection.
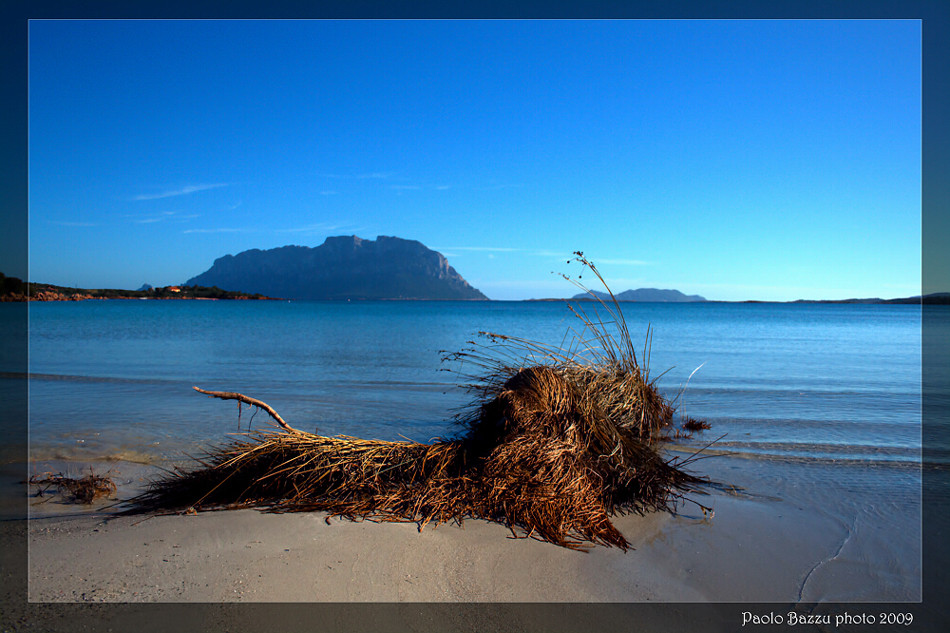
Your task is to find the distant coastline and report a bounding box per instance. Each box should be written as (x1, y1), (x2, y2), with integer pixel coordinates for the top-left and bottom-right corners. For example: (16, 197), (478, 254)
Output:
(784, 293), (950, 305)
(3, 272), (945, 304)
(0, 274), (278, 302)
(529, 292), (950, 305)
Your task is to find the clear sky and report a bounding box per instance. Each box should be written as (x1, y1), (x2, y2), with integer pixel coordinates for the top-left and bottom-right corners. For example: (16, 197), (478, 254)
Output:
(28, 19), (921, 301)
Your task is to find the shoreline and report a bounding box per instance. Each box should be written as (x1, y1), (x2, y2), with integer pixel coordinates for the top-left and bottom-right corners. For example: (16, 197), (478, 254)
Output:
(20, 454), (922, 604)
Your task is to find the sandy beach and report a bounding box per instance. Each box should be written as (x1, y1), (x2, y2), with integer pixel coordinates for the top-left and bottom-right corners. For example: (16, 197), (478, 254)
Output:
(0, 449), (945, 633)
(18, 455), (922, 603)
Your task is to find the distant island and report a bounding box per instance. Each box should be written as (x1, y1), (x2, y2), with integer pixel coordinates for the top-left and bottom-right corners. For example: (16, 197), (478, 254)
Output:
(185, 235), (487, 301)
(532, 289), (949, 305)
(570, 289), (707, 303)
(786, 293), (950, 305)
(0, 273), (275, 301)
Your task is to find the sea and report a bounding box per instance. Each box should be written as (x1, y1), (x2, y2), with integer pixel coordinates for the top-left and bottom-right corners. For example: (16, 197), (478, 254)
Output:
(8, 299), (931, 476)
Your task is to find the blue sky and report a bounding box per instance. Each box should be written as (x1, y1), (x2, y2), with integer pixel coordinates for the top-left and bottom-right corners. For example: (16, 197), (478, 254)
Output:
(28, 19), (921, 301)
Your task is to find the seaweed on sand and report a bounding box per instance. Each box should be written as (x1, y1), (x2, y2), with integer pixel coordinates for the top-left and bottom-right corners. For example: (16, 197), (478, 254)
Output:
(30, 470), (117, 504)
(127, 254), (711, 550)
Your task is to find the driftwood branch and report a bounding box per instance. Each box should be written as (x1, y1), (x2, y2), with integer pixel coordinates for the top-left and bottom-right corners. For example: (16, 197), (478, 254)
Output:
(193, 387), (301, 434)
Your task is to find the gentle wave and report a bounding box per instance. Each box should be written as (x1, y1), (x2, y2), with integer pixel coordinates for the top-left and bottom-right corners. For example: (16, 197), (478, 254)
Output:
(4, 371), (186, 386)
(689, 438), (918, 456)
(675, 384), (920, 398)
(666, 445), (925, 470)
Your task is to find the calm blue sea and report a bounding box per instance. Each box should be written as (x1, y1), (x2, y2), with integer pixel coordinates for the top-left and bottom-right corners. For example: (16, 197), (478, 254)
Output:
(8, 300), (927, 470)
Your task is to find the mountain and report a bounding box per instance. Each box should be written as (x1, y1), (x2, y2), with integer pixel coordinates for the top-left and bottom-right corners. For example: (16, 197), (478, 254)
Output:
(571, 288), (706, 302)
(184, 235), (488, 301)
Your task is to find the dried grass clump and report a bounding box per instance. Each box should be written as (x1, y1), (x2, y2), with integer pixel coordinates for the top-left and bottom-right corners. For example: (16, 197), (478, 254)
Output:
(683, 416), (712, 432)
(128, 254), (710, 550)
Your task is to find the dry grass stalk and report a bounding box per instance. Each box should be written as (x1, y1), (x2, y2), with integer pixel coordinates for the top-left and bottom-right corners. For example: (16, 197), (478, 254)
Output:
(128, 254), (711, 550)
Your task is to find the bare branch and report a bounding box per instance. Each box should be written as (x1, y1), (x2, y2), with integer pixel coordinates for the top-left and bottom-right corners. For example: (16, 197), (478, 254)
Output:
(193, 386), (302, 434)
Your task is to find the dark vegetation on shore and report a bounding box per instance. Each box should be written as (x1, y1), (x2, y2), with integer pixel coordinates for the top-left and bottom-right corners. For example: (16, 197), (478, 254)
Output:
(0, 272), (277, 301)
(126, 255), (713, 551)
(0, 272), (27, 300)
